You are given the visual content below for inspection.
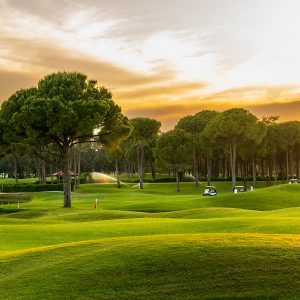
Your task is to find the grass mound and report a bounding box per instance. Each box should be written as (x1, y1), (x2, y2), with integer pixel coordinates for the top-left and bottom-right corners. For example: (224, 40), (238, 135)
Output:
(1, 234), (300, 299)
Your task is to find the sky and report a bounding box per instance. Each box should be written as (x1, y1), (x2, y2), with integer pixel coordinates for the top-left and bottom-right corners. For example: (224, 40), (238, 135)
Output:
(1, 0), (300, 130)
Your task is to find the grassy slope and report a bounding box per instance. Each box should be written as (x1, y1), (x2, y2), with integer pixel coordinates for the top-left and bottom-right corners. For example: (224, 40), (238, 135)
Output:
(2, 234), (300, 299)
(1, 182), (300, 299)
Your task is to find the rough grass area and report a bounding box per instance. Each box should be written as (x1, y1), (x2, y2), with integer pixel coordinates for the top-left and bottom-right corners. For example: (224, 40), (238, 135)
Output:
(1, 182), (300, 299)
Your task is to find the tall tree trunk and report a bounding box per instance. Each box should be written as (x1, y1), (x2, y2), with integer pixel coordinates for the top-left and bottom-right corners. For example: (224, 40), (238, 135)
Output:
(115, 158), (121, 188)
(138, 143), (144, 189)
(207, 153), (212, 186)
(33, 157), (42, 184)
(130, 164), (134, 181)
(76, 150), (81, 189)
(124, 159), (130, 180)
(261, 159), (265, 178)
(297, 147), (300, 179)
(243, 161), (247, 187)
(273, 155), (277, 185)
(252, 156), (256, 188)
(12, 153), (18, 184)
(193, 150), (199, 187)
(267, 161), (271, 187)
(229, 138), (237, 189)
(150, 161), (156, 180)
(290, 150), (294, 178)
(221, 159), (225, 179)
(286, 149), (289, 182)
(50, 164), (53, 184)
(41, 159), (46, 184)
(176, 170), (180, 192)
(74, 150), (77, 189)
(62, 147), (71, 208)
(168, 169), (171, 178)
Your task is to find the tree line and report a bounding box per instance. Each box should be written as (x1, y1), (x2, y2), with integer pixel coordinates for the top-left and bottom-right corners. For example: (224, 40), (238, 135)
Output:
(1, 71), (299, 206)
(118, 110), (300, 192)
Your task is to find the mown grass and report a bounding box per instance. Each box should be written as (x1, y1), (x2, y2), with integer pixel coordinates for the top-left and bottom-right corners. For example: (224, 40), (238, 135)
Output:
(1, 234), (300, 299)
(1, 182), (300, 299)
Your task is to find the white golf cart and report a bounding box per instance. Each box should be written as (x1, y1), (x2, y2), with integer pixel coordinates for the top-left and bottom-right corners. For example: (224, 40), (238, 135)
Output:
(233, 185), (246, 193)
(289, 179), (299, 184)
(203, 185), (217, 196)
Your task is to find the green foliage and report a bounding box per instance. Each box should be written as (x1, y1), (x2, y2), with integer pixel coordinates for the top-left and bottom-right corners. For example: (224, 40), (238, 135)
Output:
(238, 120), (267, 160)
(11, 72), (131, 148)
(129, 117), (161, 188)
(130, 118), (161, 142)
(202, 108), (259, 146)
(176, 110), (219, 150)
(0, 183), (66, 192)
(202, 108), (264, 186)
(156, 129), (192, 170)
(176, 110), (219, 134)
(261, 121), (300, 160)
(278, 121), (300, 150)
(262, 115), (280, 124)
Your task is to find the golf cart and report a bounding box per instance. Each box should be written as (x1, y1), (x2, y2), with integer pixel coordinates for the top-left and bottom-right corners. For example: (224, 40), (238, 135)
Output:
(289, 179), (299, 184)
(203, 185), (217, 196)
(233, 185), (246, 193)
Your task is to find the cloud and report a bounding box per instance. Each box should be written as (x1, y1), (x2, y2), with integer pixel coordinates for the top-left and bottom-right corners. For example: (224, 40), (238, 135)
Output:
(115, 82), (208, 102)
(247, 101), (300, 122)
(123, 85), (300, 130)
(2, 0), (300, 132)
(0, 0), (219, 79)
(198, 85), (300, 105)
(0, 36), (176, 102)
(0, 69), (40, 101)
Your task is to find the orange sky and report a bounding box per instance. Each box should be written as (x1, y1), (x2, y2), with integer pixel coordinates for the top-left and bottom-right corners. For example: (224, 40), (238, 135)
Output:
(1, 0), (300, 130)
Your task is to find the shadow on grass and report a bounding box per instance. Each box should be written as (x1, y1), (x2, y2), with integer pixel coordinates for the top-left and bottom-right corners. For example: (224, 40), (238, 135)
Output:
(0, 208), (28, 214)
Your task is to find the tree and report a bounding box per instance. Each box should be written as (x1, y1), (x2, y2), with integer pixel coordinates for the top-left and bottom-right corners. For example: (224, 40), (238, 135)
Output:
(71, 145), (82, 189)
(203, 108), (260, 188)
(130, 118), (161, 189)
(238, 121), (267, 187)
(195, 111), (219, 185)
(276, 121), (300, 181)
(176, 111), (219, 186)
(4, 72), (131, 207)
(155, 129), (192, 192)
(261, 115), (280, 124)
(107, 146), (126, 188)
(1, 88), (38, 183)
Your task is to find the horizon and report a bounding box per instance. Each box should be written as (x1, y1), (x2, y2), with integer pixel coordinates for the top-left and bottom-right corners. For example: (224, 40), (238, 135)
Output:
(1, 0), (300, 130)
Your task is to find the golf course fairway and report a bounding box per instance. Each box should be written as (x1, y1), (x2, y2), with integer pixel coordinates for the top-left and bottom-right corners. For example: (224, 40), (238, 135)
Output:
(1, 182), (300, 299)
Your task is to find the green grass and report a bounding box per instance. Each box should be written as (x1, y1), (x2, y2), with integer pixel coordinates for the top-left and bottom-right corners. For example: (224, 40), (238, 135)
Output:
(1, 181), (300, 299)
(0, 177), (39, 184)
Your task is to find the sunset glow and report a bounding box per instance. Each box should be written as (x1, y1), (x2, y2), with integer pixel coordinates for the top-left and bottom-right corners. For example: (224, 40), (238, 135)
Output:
(1, 0), (300, 129)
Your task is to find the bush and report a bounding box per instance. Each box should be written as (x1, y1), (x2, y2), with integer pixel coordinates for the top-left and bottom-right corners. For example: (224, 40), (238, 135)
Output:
(79, 172), (89, 184)
(0, 183), (68, 193)
(154, 178), (176, 183)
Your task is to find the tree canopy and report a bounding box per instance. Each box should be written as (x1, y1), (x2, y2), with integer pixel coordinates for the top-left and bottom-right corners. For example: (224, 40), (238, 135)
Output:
(130, 117), (161, 189)
(156, 128), (192, 191)
(2, 72), (131, 207)
(203, 108), (261, 188)
(176, 110), (219, 186)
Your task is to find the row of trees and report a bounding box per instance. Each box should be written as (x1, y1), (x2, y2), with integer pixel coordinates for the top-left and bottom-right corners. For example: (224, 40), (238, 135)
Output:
(116, 111), (300, 192)
(3, 70), (300, 206)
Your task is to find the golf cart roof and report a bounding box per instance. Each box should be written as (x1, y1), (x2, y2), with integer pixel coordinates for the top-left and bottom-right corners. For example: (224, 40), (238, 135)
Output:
(290, 179), (299, 181)
(205, 185), (216, 188)
(234, 186), (246, 188)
